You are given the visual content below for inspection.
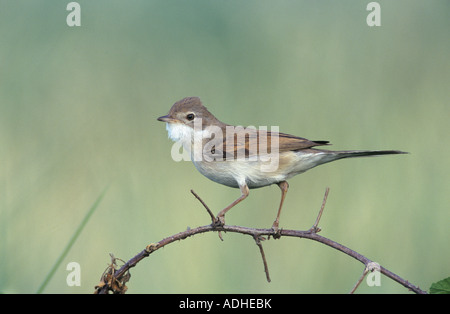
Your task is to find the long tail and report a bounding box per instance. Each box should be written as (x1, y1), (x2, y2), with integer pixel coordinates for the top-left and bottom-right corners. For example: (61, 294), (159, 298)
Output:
(331, 150), (408, 159)
(313, 149), (408, 166)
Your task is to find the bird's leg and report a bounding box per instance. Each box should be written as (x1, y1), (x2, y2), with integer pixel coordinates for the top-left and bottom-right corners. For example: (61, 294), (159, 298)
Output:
(272, 181), (289, 233)
(215, 184), (249, 226)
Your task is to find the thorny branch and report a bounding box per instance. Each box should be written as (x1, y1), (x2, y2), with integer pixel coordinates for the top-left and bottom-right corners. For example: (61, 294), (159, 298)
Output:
(94, 188), (427, 294)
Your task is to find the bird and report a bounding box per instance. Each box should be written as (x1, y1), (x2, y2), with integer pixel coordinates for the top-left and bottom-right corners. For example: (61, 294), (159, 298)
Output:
(157, 97), (406, 231)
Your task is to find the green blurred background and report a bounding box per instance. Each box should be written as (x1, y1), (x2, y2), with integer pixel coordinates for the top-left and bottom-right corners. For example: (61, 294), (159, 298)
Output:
(1, 0), (449, 294)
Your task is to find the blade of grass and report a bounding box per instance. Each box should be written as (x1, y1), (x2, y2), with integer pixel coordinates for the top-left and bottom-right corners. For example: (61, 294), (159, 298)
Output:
(36, 187), (108, 293)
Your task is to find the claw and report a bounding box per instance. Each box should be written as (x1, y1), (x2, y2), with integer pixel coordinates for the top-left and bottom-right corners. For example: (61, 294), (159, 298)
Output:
(214, 215), (225, 227)
(271, 221), (282, 239)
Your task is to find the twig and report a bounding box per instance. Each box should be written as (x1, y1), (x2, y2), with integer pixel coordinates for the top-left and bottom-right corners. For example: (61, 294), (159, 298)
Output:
(254, 235), (271, 282)
(349, 262), (381, 294)
(191, 189), (224, 240)
(190, 189), (215, 223)
(309, 187), (329, 233)
(94, 188), (427, 294)
(95, 224), (426, 294)
(349, 267), (370, 294)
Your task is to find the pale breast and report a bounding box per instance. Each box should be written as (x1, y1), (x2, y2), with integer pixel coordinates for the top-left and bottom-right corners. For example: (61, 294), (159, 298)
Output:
(192, 157), (287, 189)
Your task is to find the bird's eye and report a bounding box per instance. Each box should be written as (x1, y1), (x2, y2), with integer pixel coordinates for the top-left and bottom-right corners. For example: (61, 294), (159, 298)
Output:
(186, 113), (195, 121)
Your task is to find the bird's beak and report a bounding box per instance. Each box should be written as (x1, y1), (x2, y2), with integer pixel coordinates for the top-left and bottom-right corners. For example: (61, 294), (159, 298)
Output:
(157, 115), (177, 123)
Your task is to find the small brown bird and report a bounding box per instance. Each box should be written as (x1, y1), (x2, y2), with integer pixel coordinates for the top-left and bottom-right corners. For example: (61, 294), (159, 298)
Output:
(158, 97), (406, 231)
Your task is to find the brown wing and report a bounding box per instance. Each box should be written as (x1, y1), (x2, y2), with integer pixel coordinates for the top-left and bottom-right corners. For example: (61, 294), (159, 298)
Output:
(275, 132), (329, 153)
(215, 128), (329, 159)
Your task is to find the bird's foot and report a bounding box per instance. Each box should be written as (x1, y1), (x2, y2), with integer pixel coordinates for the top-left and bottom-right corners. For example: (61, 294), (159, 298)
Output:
(213, 215), (225, 228)
(213, 215), (226, 241)
(271, 221), (282, 239)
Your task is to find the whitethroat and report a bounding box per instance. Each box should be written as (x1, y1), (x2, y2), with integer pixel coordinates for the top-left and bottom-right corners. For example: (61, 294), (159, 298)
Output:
(158, 97), (406, 231)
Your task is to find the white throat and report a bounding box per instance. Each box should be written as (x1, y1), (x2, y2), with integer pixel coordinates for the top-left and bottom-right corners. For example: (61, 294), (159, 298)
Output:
(166, 122), (194, 143)
(165, 121), (223, 162)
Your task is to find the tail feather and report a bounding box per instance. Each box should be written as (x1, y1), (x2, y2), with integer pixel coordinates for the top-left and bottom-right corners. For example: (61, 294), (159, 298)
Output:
(292, 149), (407, 175)
(333, 150), (408, 159)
